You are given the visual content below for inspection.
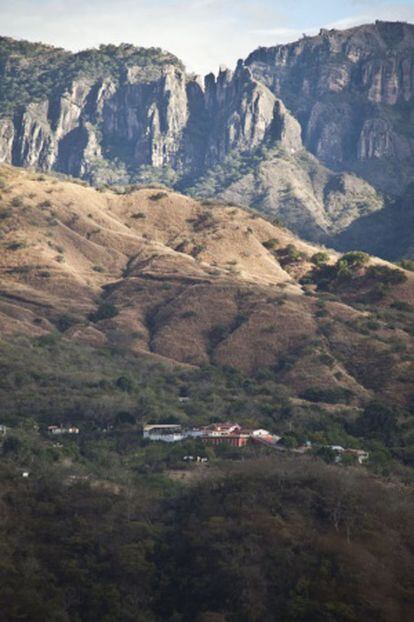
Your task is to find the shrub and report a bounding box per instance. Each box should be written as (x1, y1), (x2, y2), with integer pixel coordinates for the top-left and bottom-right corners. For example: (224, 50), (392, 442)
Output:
(208, 324), (229, 348)
(300, 386), (354, 404)
(149, 192), (168, 201)
(262, 239), (278, 250)
(116, 376), (134, 392)
(115, 411), (136, 426)
(39, 200), (52, 209)
(88, 303), (119, 323)
(354, 401), (400, 445)
(335, 252), (369, 280)
(10, 196), (23, 208)
(277, 244), (307, 265)
(399, 259), (414, 272)
(55, 315), (77, 332)
(35, 332), (61, 347)
(314, 445), (336, 464)
(391, 301), (413, 312)
(191, 245), (205, 257)
(311, 252), (329, 267)
(181, 311), (197, 319)
(367, 265), (407, 286)
(7, 241), (26, 251)
(340, 251), (369, 268)
(0, 209), (12, 220)
(2, 435), (23, 454)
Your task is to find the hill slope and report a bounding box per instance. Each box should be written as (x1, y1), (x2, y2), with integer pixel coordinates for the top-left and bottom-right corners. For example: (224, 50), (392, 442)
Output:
(0, 165), (413, 410)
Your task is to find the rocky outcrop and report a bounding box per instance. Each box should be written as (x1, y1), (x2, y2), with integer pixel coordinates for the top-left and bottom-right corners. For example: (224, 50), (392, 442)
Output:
(0, 118), (14, 163)
(246, 20), (414, 195)
(0, 56), (301, 186)
(100, 66), (189, 170)
(202, 63), (302, 166)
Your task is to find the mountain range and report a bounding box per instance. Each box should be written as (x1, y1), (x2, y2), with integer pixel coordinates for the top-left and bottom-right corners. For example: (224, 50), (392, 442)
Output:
(1, 20), (414, 259)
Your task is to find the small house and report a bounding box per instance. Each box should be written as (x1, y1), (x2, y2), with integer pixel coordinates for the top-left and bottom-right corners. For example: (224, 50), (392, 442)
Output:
(143, 424), (184, 443)
(203, 423), (242, 437)
(186, 427), (205, 438)
(48, 425), (80, 435)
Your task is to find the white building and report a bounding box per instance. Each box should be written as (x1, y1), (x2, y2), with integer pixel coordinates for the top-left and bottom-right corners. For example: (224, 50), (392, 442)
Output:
(185, 427), (205, 438)
(143, 424), (184, 443)
(48, 425), (80, 435)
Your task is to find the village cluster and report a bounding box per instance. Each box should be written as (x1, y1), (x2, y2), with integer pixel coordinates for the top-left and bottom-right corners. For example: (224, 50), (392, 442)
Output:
(143, 422), (369, 464)
(0, 420), (369, 479)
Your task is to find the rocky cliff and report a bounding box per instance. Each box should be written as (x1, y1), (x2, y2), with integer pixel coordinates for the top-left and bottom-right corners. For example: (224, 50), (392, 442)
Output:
(0, 23), (413, 258)
(0, 41), (301, 183)
(246, 20), (414, 196)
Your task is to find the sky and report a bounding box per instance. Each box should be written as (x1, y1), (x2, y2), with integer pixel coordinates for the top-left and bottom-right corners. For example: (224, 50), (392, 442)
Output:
(0, 0), (414, 75)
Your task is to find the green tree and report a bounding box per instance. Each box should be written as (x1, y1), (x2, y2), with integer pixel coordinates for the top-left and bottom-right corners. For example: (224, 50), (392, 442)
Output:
(355, 401), (399, 445)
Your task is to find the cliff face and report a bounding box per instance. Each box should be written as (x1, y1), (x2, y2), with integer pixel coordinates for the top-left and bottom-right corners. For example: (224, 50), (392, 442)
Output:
(0, 47), (301, 184)
(0, 24), (413, 258)
(246, 20), (414, 195)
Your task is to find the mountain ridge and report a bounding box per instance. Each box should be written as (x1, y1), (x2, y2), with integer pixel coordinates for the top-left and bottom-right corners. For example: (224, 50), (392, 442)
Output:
(0, 21), (413, 258)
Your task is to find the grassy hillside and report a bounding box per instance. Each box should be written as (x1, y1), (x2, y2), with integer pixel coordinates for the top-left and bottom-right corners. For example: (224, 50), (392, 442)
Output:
(0, 164), (412, 410)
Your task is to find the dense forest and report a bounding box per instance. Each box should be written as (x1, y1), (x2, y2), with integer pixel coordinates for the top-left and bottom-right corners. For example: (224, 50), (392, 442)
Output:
(1, 452), (414, 622)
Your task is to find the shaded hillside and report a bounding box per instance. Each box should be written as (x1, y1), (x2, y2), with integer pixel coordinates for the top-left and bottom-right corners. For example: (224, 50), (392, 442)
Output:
(332, 182), (414, 260)
(157, 457), (414, 622)
(1, 452), (414, 622)
(187, 145), (384, 242)
(0, 165), (413, 411)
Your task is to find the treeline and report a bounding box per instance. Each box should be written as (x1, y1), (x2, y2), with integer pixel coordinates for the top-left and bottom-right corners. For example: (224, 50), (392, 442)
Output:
(0, 38), (183, 118)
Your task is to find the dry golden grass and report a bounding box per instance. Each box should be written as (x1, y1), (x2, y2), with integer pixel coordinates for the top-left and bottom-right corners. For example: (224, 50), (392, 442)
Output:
(0, 164), (413, 406)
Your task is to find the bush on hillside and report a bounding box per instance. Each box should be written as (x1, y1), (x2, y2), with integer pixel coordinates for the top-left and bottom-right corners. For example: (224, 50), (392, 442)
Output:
(88, 303), (119, 323)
